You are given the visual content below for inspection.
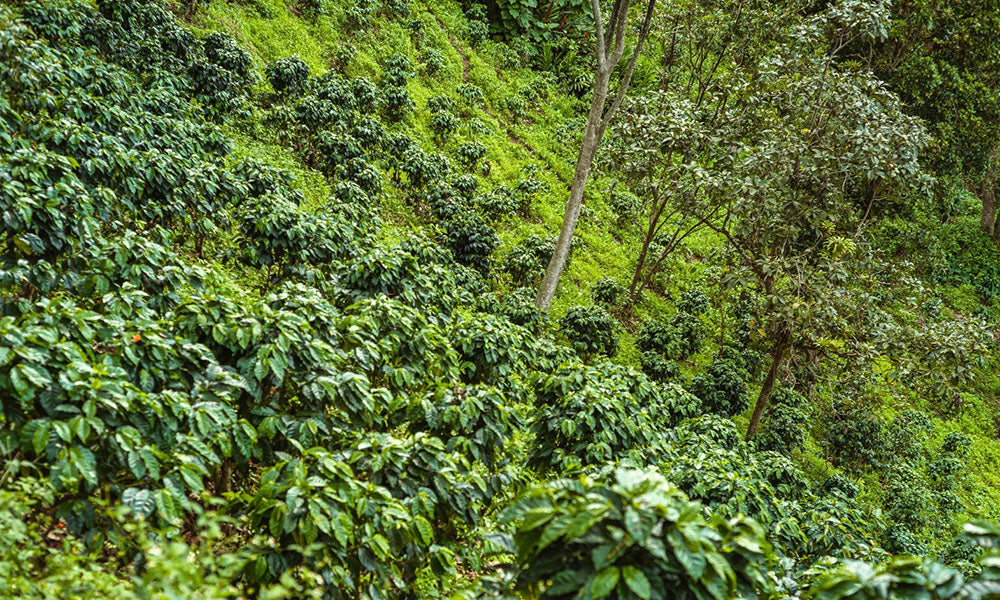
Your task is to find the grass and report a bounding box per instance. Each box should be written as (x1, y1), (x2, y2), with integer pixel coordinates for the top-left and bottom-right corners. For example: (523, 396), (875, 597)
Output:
(181, 0), (1000, 536)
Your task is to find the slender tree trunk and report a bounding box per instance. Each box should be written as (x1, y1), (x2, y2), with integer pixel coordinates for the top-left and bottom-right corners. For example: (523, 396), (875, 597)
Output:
(745, 336), (790, 440)
(535, 0), (657, 310)
(627, 221), (656, 304)
(536, 70), (611, 310)
(980, 182), (998, 243)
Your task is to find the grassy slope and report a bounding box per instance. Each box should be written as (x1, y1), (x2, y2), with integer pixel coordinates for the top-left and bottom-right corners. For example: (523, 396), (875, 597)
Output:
(180, 0), (1000, 530)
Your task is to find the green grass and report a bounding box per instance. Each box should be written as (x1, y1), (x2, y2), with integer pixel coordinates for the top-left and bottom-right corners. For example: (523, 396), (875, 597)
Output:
(181, 0), (1000, 534)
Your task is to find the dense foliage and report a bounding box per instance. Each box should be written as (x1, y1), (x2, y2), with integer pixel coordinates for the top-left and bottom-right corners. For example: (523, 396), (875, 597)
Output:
(2, 0), (999, 598)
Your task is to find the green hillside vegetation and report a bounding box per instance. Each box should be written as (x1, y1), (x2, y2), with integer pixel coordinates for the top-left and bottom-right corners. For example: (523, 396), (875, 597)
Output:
(2, 0), (1000, 598)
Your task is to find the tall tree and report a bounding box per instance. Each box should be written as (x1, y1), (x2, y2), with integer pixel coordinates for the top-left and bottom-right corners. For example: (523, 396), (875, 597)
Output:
(633, 0), (928, 438)
(861, 0), (1000, 243)
(535, 0), (656, 310)
(602, 0), (785, 309)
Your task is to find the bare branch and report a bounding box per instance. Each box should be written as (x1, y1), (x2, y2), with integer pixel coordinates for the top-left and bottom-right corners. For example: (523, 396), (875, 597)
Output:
(592, 0), (607, 64)
(598, 0), (656, 137)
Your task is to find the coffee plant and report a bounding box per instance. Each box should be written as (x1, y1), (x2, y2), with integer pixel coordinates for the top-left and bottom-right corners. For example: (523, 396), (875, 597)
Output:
(559, 305), (618, 357)
(502, 469), (776, 600)
(689, 358), (749, 417)
(6, 1), (1000, 598)
(266, 55), (310, 94)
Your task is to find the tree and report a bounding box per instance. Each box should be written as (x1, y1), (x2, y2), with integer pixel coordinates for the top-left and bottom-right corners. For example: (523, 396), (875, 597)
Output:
(653, 0), (928, 438)
(860, 0), (1000, 244)
(534, 0), (657, 310)
(603, 0), (784, 310)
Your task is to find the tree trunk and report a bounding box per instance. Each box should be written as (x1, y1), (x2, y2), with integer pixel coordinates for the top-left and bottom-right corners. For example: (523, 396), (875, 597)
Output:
(536, 69), (612, 310)
(535, 0), (656, 310)
(745, 337), (789, 440)
(627, 221), (656, 306)
(980, 183), (998, 243)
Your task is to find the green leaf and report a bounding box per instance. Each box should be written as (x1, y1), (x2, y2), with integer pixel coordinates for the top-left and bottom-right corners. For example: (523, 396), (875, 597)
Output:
(32, 421), (51, 456)
(70, 447), (98, 486)
(591, 566), (620, 600)
(622, 566), (651, 600)
(128, 452), (147, 479)
(414, 515), (434, 546)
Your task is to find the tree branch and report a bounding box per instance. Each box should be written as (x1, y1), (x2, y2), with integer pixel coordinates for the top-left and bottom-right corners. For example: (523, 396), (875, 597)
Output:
(592, 0), (607, 64)
(598, 0), (656, 138)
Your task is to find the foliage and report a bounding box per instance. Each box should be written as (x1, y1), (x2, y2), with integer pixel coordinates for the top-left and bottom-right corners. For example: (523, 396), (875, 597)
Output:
(592, 277), (624, 307)
(559, 306), (618, 357)
(689, 359), (749, 418)
(443, 210), (497, 274)
(266, 55), (310, 94)
(529, 362), (694, 471)
(456, 140), (487, 170)
(501, 235), (556, 287)
(421, 47), (445, 76)
(5, 0), (1000, 597)
(502, 469), (776, 600)
(406, 382), (523, 466)
(756, 387), (809, 454)
(822, 400), (890, 471)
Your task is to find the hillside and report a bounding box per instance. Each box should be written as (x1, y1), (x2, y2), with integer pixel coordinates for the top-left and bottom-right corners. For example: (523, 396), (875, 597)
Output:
(2, 0), (1000, 598)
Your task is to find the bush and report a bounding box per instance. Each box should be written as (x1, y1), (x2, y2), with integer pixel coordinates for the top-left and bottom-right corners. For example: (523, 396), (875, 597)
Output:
(884, 524), (928, 556)
(608, 188), (641, 225)
(500, 235), (555, 287)
(266, 55), (310, 93)
(456, 83), (485, 108)
(821, 473), (860, 499)
(424, 183), (467, 221)
(559, 306), (617, 357)
(822, 400), (891, 471)
(756, 387), (809, 453)
(381, 86), (414, 122)
(475, 186), (526, 220)
(677, 288), (710, 315)
(636, 313), (702, 361)
(667, 311), (704, 359)
(406, 383), (524, 466)
(495, 288), (549, 333)
(351, 115), (385, 150)
(332, 43), (357, 70)
(501, 469), (776, 600)
(689, 358), (749, 417)
(456, 140), (486, 169)
(636, 320), (675, 355)
(427, 94), (456, 114)
(451, 174), (479, 198)
(943, 431), (973, 457)
(448, 313), (542, 386)
(443, 210), (497, 274)
(352, 77), (379, 110)
(203, 31), (252, 83)
(530, 363), (684, 470)
(381, 54), (413, 85)
(592, 277), (624, 307)
(466, 14), (489, 46)
(886, 410), (933, 463)
(399, 146), (452, 189)
(381, 0), (410, 18)
(422, 47), (445, 75)
(246, 437), (489, 595)
(430, 110), (459, 142)
(640, 351), (682, 383)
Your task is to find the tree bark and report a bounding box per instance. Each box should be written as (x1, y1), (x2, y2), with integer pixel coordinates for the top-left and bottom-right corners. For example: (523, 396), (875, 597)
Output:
(980, 182), (998, 243)
(627, 216), (656, 303)
(745, 336), (790, 440)
(535, 0), (656, 310)
(535, 71), (611, 310)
